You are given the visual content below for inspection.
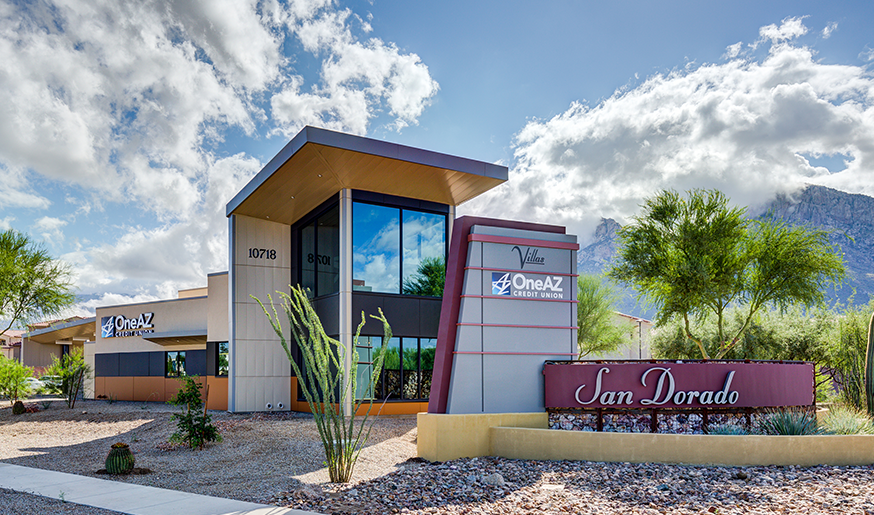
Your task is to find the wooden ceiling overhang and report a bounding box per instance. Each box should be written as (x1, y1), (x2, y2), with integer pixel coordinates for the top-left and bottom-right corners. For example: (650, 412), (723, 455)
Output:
(143, 330), (208, 346)
(226, 126), (508, 226)
(24, 317), (96, 344)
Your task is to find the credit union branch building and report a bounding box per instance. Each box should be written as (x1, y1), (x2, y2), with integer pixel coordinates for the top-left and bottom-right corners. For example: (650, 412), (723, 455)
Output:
(18, 126), (511, 413)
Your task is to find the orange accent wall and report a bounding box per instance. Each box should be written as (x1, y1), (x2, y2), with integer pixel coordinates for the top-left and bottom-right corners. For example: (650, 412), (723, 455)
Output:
(94, 376), (106, 398)
(103, 377), (134, 400)
(288, 376), (426, 415)
(205, 376), (228, 411)
(132, 377), (165, 402)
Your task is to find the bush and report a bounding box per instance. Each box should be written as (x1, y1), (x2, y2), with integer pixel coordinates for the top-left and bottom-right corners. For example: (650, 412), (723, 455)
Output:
(821, 406), (874, 435)
(756, 409), (822, 435)
(11, 400), (25, 415)
(168, 376), (221, 450)
(45, 349), (90, 408)
(0, 355), (33, 404)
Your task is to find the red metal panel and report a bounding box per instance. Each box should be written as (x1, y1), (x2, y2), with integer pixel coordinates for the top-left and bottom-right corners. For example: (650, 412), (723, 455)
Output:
(468, 233), (580, 251)
(543, 361), (814, 409)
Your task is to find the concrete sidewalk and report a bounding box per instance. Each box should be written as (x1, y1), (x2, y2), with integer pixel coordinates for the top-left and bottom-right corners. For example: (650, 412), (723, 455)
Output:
(0, 463), (320, 515)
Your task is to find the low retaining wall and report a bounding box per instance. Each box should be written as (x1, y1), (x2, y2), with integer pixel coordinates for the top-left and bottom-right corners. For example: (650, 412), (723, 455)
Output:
(417, 412), (874, 466)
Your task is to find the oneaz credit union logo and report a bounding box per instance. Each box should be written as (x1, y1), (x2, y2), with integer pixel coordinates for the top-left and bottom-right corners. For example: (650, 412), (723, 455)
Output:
(100, 313), (155, 338)
(492, 272), (512, 295)
(491, 272), (565, 299)
(100, 316), (116, 338)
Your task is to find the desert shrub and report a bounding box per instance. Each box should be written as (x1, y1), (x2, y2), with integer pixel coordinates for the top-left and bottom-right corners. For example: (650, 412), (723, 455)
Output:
(756, 409), (822, 435)
(45, 349), (90, 408)
(821, 405), (874, 435)
(708, 423), (749, 435)
(0, 355), (33, 404)
(256, 284), (391, 483)
(168, 376), (221, 450)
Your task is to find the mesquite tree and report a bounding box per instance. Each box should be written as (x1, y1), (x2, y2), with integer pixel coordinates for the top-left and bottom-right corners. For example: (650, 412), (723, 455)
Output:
(610, 189), (845, 359)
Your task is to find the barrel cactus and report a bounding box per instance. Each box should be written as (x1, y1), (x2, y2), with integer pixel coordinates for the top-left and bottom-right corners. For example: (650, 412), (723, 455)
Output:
(105, 442), (135, 474)
(865, 311), (874, 417)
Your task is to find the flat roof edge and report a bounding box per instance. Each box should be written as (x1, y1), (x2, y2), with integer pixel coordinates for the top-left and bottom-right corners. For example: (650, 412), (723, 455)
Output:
(25, 317), (96, 338)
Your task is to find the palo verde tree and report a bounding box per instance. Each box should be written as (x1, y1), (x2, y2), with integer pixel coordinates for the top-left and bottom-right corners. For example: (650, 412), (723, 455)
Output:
(609, 189), (845, 359)
(0, 229), (75, 337)
(576, 274), (630, 358)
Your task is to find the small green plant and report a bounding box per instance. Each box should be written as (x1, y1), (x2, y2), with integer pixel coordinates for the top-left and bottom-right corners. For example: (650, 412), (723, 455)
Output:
(45, 349), (91, 408)
(821, 405), (874, 435)
(107, 393), (117, 404)
(40, 400), (51, 410)
(757, 409), (822, 435)
(104, 442), (135, 474)
(255, 284), (392, 483)
(58, 490), (65, 503)
(0, 355), (33, 404)
(708, 423), (748, 435)
(168, 376), (221, 450)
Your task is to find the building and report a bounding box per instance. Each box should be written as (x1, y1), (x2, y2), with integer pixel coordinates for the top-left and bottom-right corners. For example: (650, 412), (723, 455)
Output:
(21, 317), (95, 376)
(0, 329), (23, 361)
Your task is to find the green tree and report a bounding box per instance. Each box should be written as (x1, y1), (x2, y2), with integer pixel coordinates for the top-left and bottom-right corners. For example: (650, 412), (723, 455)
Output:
(576, 274), (631, 358)
(255, 285), (391, 483)
(402, 256), (445, 297)
(610, 189), (845, 359)
(0, 355), (33, 404)
(0, 229), (75, 337)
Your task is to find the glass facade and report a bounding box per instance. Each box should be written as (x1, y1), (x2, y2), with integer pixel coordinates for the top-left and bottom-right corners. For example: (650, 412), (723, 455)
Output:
(166, 351), (186, 377)
(217, 342), (228, 376)
(352, 202), (446, 295)
(355, 336), (436, 401)
(299, 204), (340, 297)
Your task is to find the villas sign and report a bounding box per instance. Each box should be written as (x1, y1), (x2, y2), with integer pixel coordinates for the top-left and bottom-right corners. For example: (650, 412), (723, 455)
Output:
(101, 313), (155, 339)
(544, 361), (815, 409)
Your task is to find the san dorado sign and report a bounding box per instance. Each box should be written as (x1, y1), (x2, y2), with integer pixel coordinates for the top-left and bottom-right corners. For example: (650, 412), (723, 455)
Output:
(544, 361), (815, 409)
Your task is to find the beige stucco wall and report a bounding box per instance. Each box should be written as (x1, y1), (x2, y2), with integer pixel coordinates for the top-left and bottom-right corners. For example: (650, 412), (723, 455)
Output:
(417, 412), (548, 462)
(21, 339), (61, 372)
(230, 214), (293, 412)
(95, 296), (207, 353)
(593, 314), (653, 360)
(178, 287), (208, 299)
(490, 427), (874, 467)
(207, 272), (229, 342)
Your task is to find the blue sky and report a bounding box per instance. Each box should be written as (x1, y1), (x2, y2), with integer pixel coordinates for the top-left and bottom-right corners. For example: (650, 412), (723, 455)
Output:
(0, 0), (872, 317)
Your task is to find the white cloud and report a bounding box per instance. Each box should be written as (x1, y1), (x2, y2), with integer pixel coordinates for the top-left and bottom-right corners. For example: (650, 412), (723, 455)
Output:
(723, 42), (743, 60)
(758, 16), (809, 45)
(822, 22), (838, 39)
(860, 47), (874, 63)
(464, 18), (874, 243)
(0, 216), (14, 230)
(0, 0), (438, 299)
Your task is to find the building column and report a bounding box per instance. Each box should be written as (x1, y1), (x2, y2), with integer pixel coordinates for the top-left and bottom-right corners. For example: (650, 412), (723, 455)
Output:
(339, 189), (354, 416)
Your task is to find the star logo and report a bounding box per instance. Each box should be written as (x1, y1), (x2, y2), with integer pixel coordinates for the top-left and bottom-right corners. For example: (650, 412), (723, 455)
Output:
(491, 272), (511, 296)
(101, 316), (116, 338)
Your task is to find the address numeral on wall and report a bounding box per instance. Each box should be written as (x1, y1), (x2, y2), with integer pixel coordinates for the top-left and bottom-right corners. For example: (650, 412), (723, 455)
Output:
(248, 248), (277, 260)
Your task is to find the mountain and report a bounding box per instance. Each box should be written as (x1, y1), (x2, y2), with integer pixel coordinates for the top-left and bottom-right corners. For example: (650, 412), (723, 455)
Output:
(578, 185), (874, 319)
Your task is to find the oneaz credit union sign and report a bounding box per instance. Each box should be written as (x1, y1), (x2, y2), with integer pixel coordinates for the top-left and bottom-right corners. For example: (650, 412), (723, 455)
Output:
(543, 361), (815, 409)
(100, 313), (155, 339)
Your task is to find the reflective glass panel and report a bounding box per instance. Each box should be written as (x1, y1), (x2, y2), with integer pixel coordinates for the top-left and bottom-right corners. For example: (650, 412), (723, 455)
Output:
(355, 336), (376, 400)
(402, 211), (446, 296)
(420, 338), (436, 399)
(300, 224), (316, 296)
(166, 351), (186, 377)
(316, 205), (340, 295)
(377, 337), (401, 399)
(352, 203), (400, 293)
(217, 342), (229, 376)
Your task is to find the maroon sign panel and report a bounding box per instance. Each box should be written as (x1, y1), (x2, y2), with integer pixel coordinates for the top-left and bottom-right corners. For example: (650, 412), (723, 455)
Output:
(544, 362), (814, 409)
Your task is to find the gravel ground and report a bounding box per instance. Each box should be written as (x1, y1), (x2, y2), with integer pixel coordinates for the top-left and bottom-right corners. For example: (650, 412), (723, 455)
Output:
(3, 398), (874, 514)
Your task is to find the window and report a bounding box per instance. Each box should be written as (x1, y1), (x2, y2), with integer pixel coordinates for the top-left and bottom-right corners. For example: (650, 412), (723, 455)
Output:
(352, 202), (446, 295)
(217, 342), (228, 376)
(166, 351), (186, 377)
(299, 204), (340, 298)
(356, 336), (436, 401)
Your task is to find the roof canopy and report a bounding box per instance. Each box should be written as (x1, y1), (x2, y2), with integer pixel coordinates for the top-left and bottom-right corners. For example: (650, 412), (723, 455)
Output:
(227, 126), (508, 226)
(24, 317), (96, 344)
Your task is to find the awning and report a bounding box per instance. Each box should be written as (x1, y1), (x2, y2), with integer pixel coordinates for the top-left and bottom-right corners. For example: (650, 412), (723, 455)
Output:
(143, 330), (207, 346)
(24, 317), (96, 344)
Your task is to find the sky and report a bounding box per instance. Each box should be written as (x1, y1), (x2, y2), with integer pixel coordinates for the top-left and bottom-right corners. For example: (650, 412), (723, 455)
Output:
(1, 0), (872, 318)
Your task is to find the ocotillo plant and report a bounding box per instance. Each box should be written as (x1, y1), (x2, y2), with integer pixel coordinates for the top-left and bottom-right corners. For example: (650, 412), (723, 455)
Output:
(866, 311), (874, 417)
(255, 285), (391, 483)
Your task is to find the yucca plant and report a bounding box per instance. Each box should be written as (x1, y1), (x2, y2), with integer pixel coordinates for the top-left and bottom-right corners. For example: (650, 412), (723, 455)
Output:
(757, 409), (822, 435)
(255, 285), (391, 483)
(708, 423), (748, 435)
(821, 405), (874, 435)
